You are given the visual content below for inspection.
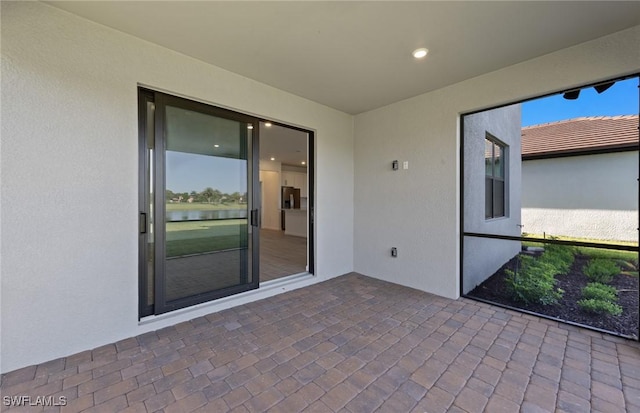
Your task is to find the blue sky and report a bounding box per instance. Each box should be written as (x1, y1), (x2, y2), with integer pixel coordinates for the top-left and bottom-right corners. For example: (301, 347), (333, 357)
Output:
(522, 76), (638, 127)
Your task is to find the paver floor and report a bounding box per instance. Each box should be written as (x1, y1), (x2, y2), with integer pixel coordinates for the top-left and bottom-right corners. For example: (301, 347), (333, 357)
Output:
(2, 273), (640, 412)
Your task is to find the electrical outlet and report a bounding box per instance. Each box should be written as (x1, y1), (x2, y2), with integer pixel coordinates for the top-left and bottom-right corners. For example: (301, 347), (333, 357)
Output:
(403, 161), (409, 170)
(391, 247), (398, 257)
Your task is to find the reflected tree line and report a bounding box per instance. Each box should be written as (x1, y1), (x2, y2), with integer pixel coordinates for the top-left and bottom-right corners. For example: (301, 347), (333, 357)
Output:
(166, 188), (247, 204)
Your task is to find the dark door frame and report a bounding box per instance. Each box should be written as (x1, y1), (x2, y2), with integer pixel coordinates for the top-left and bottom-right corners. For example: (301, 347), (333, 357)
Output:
(260, 120), (315, 275)
(138, 87), (316, 318)
(138, 87), (261, 317)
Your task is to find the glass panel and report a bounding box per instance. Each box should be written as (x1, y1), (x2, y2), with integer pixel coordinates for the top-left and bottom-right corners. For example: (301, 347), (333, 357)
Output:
(494, 143), (504, 178)
(485, 176), (493, 219)
(164, 105), (251, 302)
(493, 180), (505, 217)
(484, 139), (493, 176)
(146, 101), (155, 307)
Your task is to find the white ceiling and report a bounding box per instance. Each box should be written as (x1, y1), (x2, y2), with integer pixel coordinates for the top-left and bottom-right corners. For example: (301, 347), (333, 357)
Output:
(260, 123), (308, 167)
(47, 1), (640, 115)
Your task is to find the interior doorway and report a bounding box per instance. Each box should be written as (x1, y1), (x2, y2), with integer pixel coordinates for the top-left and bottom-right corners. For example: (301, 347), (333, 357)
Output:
(259, 122), (313, 282)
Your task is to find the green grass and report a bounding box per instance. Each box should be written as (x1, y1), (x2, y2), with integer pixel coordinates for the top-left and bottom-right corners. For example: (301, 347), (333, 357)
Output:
(166, 219), (248, 257)
(574, 247), (637, 263)
(522, 235), (638, 264)
(523, 234), (638, 247)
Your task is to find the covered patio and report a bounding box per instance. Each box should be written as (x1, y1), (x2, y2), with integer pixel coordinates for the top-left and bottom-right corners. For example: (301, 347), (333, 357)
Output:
(2, 274), (639, 412)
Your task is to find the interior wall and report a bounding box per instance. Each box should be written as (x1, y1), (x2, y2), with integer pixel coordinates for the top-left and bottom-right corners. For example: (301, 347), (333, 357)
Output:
(0, 1), (354, 373)
(282, 165), (308, 173)
(259, 159), (282, 230)
(354, 24), (640, 299)
(260, 170), (281, 230)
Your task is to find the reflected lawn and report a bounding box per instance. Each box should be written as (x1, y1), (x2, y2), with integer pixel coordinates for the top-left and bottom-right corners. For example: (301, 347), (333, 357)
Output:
(166, 219), (248, 257)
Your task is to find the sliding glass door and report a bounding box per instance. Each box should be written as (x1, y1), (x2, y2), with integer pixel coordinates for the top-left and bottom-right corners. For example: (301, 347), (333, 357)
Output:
(139, 89), (259, 316)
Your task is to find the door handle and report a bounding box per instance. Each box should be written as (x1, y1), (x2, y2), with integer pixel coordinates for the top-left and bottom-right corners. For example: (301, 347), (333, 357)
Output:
(139, 212), (147, 234)
(250, 209), (259, 227)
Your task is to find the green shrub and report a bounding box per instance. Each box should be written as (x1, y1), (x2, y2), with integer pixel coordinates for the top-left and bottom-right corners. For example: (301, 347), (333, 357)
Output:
(506, 271), (563, 305)
(581, 283), (618, 302)
(543, 242), (575, 275)
(505, 243), (576, 305)
(583, 259), (619, 283)
(577, 298), (622, 316)
(505, 255), (564, 305)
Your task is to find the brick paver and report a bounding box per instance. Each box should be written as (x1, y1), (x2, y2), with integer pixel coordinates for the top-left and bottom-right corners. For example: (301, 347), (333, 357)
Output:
(2, 272), (640, 412)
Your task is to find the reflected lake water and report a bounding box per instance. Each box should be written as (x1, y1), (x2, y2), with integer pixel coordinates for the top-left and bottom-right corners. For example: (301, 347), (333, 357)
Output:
(166, 209), (247, 222)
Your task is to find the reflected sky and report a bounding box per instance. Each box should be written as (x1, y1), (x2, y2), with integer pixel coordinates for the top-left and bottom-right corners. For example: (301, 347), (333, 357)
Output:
(166, 151), (246, 194)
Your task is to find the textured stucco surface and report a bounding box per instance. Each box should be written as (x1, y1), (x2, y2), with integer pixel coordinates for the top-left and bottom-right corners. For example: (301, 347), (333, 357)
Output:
(462, 105), (522, 294)
(2, 0), (640, 374)
(522, 151), (638, 242)
(0, 1), (353, 373)
(354, 24), (640, 299)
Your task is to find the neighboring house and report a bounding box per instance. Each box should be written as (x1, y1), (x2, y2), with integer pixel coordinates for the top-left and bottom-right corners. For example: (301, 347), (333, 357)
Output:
(521, 116), (639, 242)
(462, 105), (522, 294)
(1, 1), (639, 373)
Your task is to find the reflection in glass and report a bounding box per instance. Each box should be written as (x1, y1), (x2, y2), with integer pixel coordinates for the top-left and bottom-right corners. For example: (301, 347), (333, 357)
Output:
(494, 143), (504, 178)
(163, 106), (251, 302)
(146, 101), (155, 307)
(484, 138), (493, 176)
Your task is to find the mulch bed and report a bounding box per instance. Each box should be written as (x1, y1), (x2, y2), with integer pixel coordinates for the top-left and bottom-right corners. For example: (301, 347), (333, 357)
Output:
(468, 254), (639, 338)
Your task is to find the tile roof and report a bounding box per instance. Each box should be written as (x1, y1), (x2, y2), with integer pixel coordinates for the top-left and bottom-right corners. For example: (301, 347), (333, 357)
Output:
(521, 115), (639, 159)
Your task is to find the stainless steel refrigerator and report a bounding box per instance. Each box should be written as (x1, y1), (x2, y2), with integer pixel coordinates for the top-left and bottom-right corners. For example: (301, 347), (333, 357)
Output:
(281, 186), (301, 230)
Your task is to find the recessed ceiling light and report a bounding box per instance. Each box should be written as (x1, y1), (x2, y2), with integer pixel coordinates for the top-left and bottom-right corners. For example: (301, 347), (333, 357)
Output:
(265, 122), (272, 127)
(214, 144), (220, 148)
(247, 125), (254, 130)
(301, 161), (306, 165)
(270, 157), (275, 161)
(412, 48), (429, 59)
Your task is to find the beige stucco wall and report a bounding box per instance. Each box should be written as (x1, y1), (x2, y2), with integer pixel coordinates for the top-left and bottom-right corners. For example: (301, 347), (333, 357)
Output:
(462, 105), (522, 294)
(2, 0), (639, 374)
(522, 151), (638, 242)
(0, 1), (354, 373)
(354, 24), (640, 299)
